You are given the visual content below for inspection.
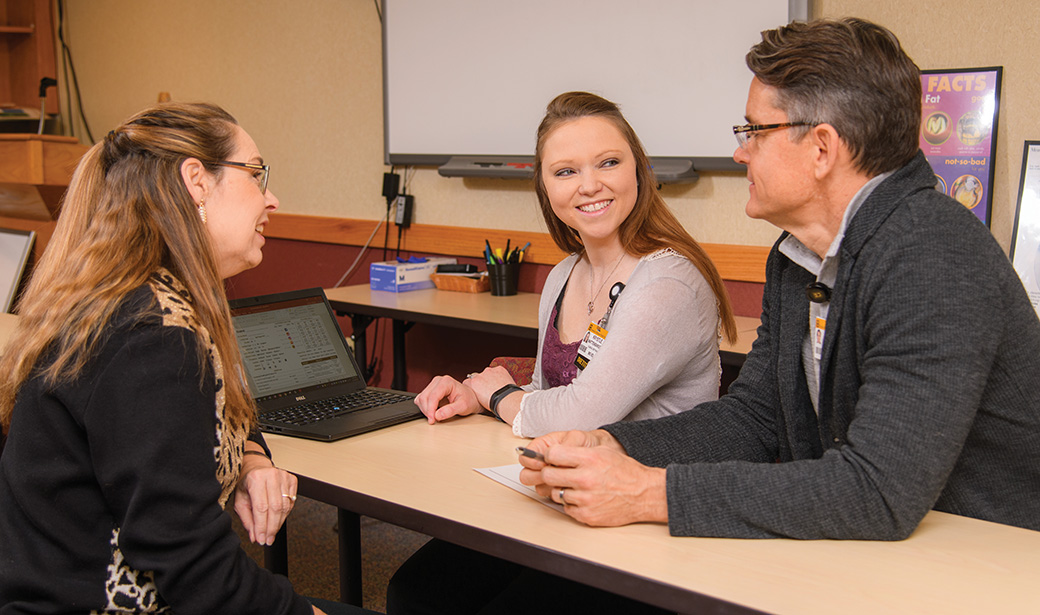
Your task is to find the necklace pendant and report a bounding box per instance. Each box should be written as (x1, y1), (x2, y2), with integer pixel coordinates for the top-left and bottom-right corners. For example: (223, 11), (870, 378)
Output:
(586, 251), (626, 320)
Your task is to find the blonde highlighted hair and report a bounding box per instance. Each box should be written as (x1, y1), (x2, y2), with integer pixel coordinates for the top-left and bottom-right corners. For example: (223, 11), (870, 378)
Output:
(0, 102), (255, 431)
(533, 91), (737, 342)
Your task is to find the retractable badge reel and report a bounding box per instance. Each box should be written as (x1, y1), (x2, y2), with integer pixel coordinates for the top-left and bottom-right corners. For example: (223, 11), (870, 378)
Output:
(575, 282), (625, 371)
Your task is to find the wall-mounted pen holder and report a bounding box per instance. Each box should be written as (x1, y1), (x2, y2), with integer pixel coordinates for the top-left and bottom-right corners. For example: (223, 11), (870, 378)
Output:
(488, 262), (519, 296)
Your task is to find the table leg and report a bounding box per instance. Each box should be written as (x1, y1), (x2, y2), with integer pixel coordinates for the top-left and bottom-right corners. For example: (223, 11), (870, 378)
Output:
(338, 508), (363, 606)
(339, 311), (412, 390)
(391, 319), (414, 391)
(346, 313), (375, 381)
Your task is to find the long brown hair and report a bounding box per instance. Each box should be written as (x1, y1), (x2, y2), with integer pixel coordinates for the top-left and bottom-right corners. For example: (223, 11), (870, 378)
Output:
(533, 91), (736, 342)
(0, 102), (255, 431)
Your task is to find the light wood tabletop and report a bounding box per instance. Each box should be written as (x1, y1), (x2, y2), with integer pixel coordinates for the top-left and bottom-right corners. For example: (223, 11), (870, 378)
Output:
(324, 284), (542, 339)
(266, 417), (1040, 615)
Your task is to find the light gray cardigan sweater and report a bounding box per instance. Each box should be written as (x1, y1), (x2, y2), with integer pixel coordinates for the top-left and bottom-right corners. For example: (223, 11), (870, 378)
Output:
(514, 250), (721, 437)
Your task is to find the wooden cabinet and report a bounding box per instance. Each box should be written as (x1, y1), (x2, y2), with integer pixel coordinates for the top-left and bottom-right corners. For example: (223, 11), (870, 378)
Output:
(1, 1), (84, 221)
(0, 133), (86, 219)
(1, 0), (58, 116)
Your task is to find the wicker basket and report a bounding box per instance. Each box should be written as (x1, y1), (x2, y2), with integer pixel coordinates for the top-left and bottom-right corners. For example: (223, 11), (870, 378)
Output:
(430, 273), (490, 293)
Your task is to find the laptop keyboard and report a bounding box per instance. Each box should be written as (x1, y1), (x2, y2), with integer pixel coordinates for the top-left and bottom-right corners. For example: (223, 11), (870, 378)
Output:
(264, 390), (414, 426)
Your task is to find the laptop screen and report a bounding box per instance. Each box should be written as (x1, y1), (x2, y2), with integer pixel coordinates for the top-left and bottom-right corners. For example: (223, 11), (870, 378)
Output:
(231, 294), (361, 401)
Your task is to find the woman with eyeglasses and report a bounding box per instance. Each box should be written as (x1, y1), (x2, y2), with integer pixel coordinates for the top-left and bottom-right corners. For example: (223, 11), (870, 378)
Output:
(0, 103), (371, 615)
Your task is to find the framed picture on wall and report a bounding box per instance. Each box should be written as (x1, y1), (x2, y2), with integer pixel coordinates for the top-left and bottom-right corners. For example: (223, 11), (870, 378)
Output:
(1009, 141), (1040, 320)
(919, 67), (1002, 227)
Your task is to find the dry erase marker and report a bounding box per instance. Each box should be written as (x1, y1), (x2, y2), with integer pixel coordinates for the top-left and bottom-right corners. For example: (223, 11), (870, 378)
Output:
(516, 446), (546, 463)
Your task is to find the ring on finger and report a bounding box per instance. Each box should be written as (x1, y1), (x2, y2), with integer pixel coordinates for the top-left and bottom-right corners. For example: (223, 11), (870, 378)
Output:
(281, 493), (297, 502)
(466, 373), (478, 379)
(558, 488), (567, 505)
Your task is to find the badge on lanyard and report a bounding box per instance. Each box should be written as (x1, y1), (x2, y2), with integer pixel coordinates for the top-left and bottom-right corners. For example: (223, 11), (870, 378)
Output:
(575, 282), (625, 371)
(813, 316), (826, 361)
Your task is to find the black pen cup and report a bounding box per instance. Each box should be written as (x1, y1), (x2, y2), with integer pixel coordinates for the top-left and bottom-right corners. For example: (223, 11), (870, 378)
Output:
(488, 262), (519, 296)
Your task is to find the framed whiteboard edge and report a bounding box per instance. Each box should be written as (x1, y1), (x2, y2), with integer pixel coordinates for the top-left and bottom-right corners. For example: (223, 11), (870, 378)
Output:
(381, 0), (814, 175)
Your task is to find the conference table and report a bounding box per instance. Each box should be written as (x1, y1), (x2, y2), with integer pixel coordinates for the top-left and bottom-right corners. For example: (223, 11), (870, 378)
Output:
(265, 417), (1040, 614)
(0, 310), (1035, 612)
(324, 284), (760, 390)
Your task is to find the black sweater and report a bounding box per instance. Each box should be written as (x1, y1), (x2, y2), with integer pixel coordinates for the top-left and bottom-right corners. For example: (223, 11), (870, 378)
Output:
(0, 276), (311, 614)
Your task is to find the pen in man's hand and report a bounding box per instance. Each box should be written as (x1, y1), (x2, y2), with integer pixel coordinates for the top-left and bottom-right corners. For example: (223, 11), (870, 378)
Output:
(516, 446), (546, 463)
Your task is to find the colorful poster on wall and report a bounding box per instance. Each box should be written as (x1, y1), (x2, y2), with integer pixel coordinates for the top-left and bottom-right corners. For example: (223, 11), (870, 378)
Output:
(919, 67), (1002, 227)
(1009, 141), (1040, 320)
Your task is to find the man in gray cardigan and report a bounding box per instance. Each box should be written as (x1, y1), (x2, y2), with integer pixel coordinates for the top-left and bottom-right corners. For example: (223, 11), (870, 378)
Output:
(519, 17), (1040, 539)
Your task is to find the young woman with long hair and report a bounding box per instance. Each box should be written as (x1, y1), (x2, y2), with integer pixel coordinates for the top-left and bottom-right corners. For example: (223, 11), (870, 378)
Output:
(390, 91), (736, 615)
(413, 91), (736, 439)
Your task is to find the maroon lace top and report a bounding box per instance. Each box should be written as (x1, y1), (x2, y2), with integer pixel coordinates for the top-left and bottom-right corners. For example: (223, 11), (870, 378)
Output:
(541, 288), (580, 388)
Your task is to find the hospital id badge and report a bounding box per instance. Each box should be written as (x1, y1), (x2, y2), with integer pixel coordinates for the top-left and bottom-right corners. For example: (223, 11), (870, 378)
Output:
(813, 317), (826, 361)
(575, 322), (608, 371)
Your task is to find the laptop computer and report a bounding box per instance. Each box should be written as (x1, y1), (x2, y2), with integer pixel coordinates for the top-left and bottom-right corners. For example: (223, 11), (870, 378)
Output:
(229, 287), (422, 441)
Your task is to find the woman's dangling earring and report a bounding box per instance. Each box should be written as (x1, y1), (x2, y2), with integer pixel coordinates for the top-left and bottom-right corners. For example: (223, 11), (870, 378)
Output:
(197, 198), (207, 223)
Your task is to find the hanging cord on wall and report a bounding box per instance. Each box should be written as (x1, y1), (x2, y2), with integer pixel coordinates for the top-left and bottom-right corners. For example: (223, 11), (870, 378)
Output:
(404, 166), (415, 196)
(56, 0), (94, 143)
(394, 166), (415, 258)
(382, 165), (396, 261)
(383, 202), (393, 261)
(333, 217), (385, 288)
(59, 3), (72, 137)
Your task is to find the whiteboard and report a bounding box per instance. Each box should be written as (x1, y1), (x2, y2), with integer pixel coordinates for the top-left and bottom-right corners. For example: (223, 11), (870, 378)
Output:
(383, 0), (808, 171)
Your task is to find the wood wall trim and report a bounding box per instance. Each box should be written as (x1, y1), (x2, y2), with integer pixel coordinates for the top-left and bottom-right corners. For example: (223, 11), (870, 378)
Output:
(266, 212), (567, 267)
(267, 212), (768, 283)
(699, 243), (771, 284)
(0, 212), (769, 283)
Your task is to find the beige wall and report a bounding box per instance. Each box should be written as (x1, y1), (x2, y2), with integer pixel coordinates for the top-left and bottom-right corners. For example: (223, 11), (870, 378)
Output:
(62, 0), (1039, 251)
(61, 0), (389, 224)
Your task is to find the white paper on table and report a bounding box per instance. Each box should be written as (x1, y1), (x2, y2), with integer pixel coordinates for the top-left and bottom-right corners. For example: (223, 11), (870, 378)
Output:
(475, 463), (565, 513)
